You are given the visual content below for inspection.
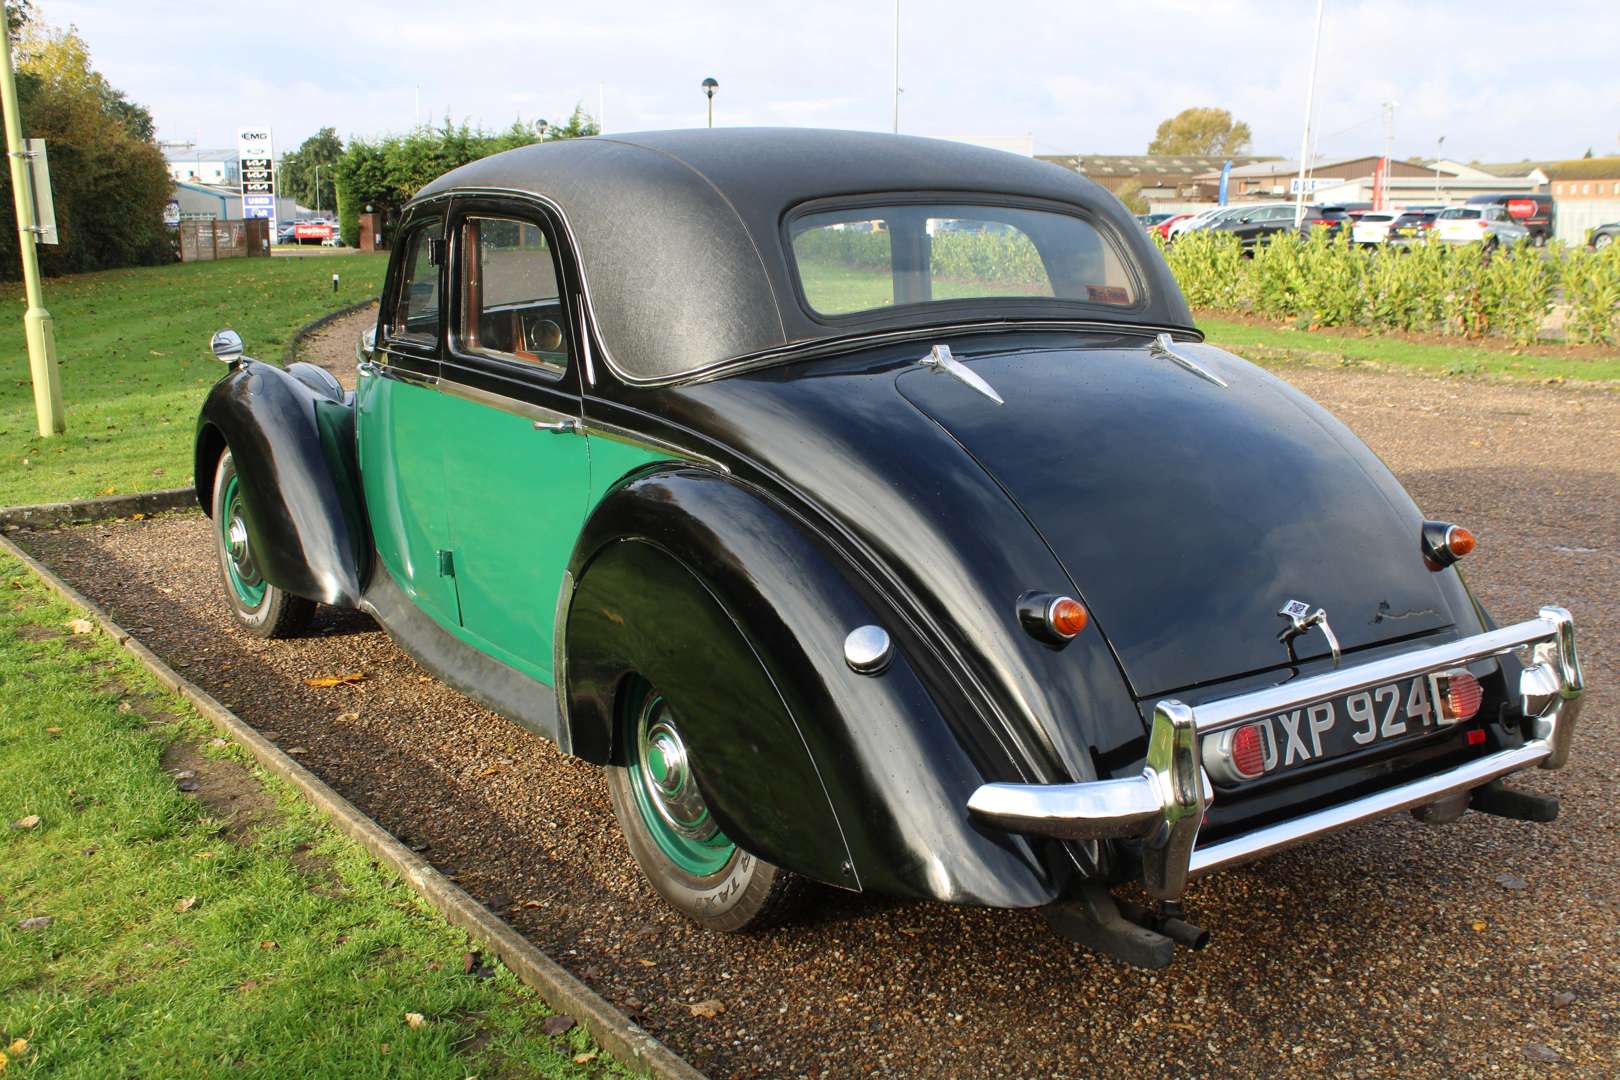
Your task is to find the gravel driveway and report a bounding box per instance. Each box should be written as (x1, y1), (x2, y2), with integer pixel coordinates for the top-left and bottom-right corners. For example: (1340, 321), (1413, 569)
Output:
(16, 366), (1617, 1078)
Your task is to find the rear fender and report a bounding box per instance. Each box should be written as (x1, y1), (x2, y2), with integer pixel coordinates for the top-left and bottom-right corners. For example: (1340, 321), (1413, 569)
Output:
(194, 360), (368, 607)
(560, 466), (1063, 907)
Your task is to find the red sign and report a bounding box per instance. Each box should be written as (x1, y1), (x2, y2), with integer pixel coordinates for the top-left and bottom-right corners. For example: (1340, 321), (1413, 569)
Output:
(1505, 199), (1537, 219)
(294, 223), (334, 240)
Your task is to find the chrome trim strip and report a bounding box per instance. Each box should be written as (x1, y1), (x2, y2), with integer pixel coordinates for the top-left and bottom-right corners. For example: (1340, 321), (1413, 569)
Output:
(374, 363), (438, 389)
(436, 377), (578, 427)
(1187, 739), (1551, 877)
(581, 419), (731, 475)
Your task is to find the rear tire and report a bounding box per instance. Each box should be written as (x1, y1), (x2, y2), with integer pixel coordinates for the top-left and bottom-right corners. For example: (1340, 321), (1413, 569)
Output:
(1596, 233), (1614, 251)
(605, 676), (803, 931)
(210, 450), (315, 639)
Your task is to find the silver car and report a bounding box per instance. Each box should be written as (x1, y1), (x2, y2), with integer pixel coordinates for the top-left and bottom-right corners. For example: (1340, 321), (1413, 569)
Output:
(1432, 204), (1529, 247)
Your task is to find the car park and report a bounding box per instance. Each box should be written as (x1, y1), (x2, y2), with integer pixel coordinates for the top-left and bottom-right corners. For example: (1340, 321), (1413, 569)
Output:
(193, 129), (1585, 969)
(1210, 203), (1346, 248)
(1165, 204), (1245, 240)
(1152, 212), (1192, 241)
(1433, 204), (1530, 247)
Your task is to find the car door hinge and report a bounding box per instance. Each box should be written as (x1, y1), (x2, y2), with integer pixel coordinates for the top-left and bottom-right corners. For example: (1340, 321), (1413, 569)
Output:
(437, 549), (455, 577)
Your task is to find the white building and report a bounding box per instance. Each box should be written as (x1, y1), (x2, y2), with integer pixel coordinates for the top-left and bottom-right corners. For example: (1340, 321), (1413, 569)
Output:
(163, 146), (240, 187)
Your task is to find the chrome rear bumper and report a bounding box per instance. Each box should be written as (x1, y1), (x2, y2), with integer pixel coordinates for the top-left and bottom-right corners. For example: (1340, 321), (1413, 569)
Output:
(967, 607), (1584, 900)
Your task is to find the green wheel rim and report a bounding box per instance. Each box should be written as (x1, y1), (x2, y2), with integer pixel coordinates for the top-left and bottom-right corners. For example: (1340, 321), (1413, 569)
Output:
(219, 474), (268, 608)
(623, 683), (735, 877)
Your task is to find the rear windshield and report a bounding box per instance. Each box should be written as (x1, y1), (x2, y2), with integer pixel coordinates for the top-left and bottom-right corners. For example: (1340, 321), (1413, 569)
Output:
(1440, 208), (1481, 219)
(789, 203), (1139, 318)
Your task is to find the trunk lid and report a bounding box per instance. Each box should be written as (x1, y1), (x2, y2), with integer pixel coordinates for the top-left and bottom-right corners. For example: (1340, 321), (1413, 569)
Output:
(896, 339), (1454, 698)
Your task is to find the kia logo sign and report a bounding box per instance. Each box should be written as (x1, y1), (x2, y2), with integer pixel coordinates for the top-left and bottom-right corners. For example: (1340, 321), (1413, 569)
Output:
(1506, 199), (1537, 218)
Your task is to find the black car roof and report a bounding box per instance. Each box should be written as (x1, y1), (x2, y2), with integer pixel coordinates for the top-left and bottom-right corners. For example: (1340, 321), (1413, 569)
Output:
(411, 128), (1194, 383)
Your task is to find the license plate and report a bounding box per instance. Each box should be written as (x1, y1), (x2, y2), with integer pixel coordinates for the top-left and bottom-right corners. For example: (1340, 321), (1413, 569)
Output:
(1260, 676), (1437, 772)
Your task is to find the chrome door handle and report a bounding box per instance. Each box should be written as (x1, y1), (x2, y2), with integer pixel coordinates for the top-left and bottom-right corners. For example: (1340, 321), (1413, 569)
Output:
(534, 418), (581, 434)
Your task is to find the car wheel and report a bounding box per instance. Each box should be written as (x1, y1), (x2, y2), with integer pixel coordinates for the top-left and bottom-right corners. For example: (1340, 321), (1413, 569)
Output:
(605, 676), (803, 931)
(1597, 233), (1614, 250)
(210, 450), (315, 638)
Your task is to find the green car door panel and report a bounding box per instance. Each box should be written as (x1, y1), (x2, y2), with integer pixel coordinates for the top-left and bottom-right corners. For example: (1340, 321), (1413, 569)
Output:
(354, 365), (462, 628)
(559, 467), (1061, 907)
(435, 382), (589, 684)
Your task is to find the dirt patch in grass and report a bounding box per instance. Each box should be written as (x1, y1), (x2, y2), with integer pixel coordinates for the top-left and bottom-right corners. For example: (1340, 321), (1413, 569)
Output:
(160, 741), (277, 842)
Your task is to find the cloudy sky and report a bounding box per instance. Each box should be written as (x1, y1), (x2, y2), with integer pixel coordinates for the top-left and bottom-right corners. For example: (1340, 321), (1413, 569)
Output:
(45, 0), (1620, 163)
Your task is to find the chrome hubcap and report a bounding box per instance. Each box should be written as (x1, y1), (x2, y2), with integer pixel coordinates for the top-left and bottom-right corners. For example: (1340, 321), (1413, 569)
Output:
(227, 515), (250, 563)
(636, 698), (717, 842)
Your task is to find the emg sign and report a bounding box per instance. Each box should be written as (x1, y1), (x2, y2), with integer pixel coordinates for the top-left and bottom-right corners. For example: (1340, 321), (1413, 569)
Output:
(236, 126), (276, 235)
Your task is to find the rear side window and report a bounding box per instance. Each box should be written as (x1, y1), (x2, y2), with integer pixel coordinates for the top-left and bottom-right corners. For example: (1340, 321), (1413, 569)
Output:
(1440, 208), (1480, 220)
(789, 203), (1138, 317)
(389, 223), (442, 346)
(454, 215), (570, 372)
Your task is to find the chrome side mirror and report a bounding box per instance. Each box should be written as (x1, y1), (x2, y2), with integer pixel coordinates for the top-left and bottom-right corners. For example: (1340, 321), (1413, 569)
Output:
(210, 328), (244, 365)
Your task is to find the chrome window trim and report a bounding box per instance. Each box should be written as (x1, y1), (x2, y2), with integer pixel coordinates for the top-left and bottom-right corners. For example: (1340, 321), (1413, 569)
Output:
(581, 417), (731, 476)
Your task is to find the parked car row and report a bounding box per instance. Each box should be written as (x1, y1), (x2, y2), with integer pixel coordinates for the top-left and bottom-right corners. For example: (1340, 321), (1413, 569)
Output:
(1146, 196), (1541, 251)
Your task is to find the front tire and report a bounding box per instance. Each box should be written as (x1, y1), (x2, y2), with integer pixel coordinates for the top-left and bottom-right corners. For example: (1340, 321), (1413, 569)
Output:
(605, 676), (802, 931)
(210, 450), (315, 639)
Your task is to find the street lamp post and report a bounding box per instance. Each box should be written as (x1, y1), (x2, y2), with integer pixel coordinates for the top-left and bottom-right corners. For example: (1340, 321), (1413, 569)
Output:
(1435, 135), (1445, 199)
(313, 163), (322, 216)
(702, 77), (718, 128)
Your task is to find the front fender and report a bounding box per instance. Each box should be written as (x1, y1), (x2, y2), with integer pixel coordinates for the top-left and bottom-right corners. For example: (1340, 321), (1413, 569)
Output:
(194, 360), (368, 607)
(561, 466), (1065, 907)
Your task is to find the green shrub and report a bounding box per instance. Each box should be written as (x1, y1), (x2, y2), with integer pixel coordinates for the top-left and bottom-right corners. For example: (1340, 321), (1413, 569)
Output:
(1482, 241), (1557, 345)
(1562, 244), (1620, 345)
(1161, 230), (1244, 310)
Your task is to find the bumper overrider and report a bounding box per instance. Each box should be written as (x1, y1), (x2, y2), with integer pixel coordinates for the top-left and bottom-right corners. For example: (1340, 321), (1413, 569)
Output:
(968, 607), (1585, 900)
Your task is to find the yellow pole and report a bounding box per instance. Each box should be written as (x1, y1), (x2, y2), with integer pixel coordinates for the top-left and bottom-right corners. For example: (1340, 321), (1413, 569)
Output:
(0, 23), (63, 436)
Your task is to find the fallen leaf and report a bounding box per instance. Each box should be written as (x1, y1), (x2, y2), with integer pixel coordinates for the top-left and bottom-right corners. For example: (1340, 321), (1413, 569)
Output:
(404, 1012), (426, 1029)
(286, 747), (308, 755)
(45, 726), (61, 735)
(130, 512), (146, 520)
(541, 1015), (576, 1036)
(1470, 920), (1487, 932)
(175, 896), (198, 912)
(17, 915), (52, 930)
(172, 770), (197, 782)
(379, 1043), (390, 1055)
(1495, 872), (1529, 891)
(259, 940), (277, 950)
(636, 958), (656, 967)
(194, 850), (217, 860)
(237, 979), (259, 992)
(1521, 1043), (1562, 1063)
(67, 618), (95, 635)
(1553, 991), (1577, 1008)
(303, 672), (365, 688)
(479, 766), (501, 777)
(573, 1053), (596, 1065)
(12, 815), (40, 830)
(209, 737), (229, 748)
(687, 998), (725, 1019)
(8, 1039), (27, 1056)
(335, 712), (359, 723)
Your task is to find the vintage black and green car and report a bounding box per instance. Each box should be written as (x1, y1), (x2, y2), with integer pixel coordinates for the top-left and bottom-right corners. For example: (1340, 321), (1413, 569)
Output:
(195, 130), (1585, 967)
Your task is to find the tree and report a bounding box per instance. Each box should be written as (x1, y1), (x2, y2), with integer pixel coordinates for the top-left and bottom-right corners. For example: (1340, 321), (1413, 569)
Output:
(280, 127), (343, 212)
(1113, 179), (1149, 215)
(0, 20), (171, 278)
(544, 103), (599, 140)
(1147, 107), (1252, 157)
(334, 120), (543, 246)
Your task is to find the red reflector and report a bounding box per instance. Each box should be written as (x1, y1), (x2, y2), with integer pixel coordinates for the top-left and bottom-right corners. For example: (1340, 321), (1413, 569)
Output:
(1466, 729), (1487, 747)
(1231, 723), (1267, 779)
(1445, 672), (1484, 721)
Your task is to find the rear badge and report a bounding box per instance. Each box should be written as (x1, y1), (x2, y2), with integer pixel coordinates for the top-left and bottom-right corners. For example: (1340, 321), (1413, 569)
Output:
(1278, 600), (1342, 668)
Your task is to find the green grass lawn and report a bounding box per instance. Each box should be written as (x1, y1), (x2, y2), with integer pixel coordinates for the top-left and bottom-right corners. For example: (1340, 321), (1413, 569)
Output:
(1198, 316), (1620, 383)
(0, 552), (632, 1078)
(0, 254), (387, 507)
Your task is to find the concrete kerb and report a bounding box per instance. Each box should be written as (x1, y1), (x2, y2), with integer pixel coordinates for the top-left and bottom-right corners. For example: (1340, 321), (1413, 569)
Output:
(0, 487), (197, 529)
(0, 517), (707, 1080)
